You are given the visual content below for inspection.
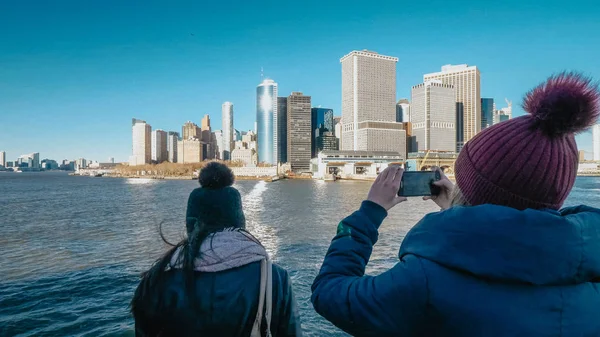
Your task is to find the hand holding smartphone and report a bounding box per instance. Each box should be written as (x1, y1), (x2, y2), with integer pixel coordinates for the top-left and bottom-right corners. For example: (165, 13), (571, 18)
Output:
(397, 170), (442, 197)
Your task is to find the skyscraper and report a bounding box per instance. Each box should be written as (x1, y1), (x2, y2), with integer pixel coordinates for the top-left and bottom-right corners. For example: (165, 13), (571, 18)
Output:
(151, 129), (168, 163)
(256, 79), (278, 165)
(340, 50), (405, 154)
(287, 92), (312, 172)
(167, 131), (179, 163)
(481, 98), (495, 130)
(411, 81), (456, 152)
(396, 99), (410, 123)
(593, 124), (600, 161)
(0, 151), (5, 167)
(277, 97), (288, 163)
(213, 130), (223, 160)
(424, 64), (481, 152)
(222, 102), (234, 160)
(311, 108), (335, 157)
(200, 115), (216, 160)
(494, 99), (513, 124)
(129, 118), (151, 166)
(334, 117), (342, 149)
(182, 121), (200, 140)
(177, 138), (203, 163)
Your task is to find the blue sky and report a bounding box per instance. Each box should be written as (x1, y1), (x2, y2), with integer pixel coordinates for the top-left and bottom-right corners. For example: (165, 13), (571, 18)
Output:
(1, 0), (599, 162)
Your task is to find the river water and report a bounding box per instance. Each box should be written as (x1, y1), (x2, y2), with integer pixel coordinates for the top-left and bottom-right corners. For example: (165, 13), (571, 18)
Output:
(0, 172), (599, 336)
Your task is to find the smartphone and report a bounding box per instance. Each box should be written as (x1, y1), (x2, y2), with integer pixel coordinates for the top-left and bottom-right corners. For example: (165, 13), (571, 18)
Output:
(398, 171), (442, 197)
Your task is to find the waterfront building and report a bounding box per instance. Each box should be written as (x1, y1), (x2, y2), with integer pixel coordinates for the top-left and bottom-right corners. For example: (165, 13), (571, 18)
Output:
(334, 117), (342, 149)
(315, 132), (339, 153)
(76, 158), (87, 170)
(256, 79), (278, 165)
(177, 138), (203, 164)
(424, 64), (481, 152)
(167, 131), (179, 163)
(16, 153), (40, 170)
(231, 148), (258, 166)
(593, 124), (600, 161)
(340, 50), (405, 154)
(396, 99), (410, 123)
(579, 150), (586, 163)
(0, 151), (5, 167)
(41, 159), (59, 170)
(481, 98), (495, 130)
(411, 80), (456, 152)
(108, 157), (115, 164)
(287, 92), (312, 172)
(151, 129), (168, 163)
(129, 118), (151, 166)
(311, 151), (404, 179)
(6, 161), (14, 168)
(222, 102), (234, 160)
(201, 115), (216, 160)
(277, 97), (288, 163)
(311, 108), (334, 157)
(182, 121), (201, 140)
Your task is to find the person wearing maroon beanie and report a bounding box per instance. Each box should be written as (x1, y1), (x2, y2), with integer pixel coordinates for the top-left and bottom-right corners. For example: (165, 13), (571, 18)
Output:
(312, 72), (600, 336)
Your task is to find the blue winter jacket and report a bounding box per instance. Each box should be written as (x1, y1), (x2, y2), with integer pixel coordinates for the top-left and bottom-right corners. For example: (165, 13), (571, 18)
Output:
(311, 201), (600, 336)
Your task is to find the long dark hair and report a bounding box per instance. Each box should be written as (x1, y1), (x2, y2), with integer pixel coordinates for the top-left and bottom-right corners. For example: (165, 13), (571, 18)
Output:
(130, 219), (262, 314)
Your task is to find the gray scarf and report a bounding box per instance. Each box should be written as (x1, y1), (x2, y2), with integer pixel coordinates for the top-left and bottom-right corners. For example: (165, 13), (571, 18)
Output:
(169, 230), (268, 272)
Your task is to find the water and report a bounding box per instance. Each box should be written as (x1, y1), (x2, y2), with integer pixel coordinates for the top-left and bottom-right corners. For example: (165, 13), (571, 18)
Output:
(0, 172), (599, 336)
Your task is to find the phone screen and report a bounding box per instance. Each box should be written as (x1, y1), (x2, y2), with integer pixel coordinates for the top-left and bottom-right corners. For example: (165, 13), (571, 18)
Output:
(398, 171), (440, 197)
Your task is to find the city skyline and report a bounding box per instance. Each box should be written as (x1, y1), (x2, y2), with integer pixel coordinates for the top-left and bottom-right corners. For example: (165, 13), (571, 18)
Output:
(1, 1), (599, 161)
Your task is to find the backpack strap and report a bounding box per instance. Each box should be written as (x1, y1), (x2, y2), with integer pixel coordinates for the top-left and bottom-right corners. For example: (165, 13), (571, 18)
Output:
(265, 257), (273, 337)
(251, 258), (272, 337)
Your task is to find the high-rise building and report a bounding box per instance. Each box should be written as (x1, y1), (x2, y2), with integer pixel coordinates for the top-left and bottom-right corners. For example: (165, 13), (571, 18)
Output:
(0, 151), (5, 167)
(396, 99), (410, 123)
(182, 121), (201, 140)
(177, 138), (203, 163)
(312, 108), (335, 157)
(213, 130), (223, 160)
(234, 129), (242, 141)
(222, 102), (234, 160)
(456, 103), (464, 151)
(277, 97), (288, 163)
(287, 92), (312, 172)
(201, 115), (215, 159)
(334, 117), (342, 149)
(231, 148), (258, 166)
(17, 153), (40, 169)
(108, 157), (115, 164)
(579, 150), (586, 163)
(151, 129), (168, 163)
(411, 81), (456, 152)
(167, 131), (179, 163)
(494, 99), (513, 124)
(76, 158), (87, 169)
(256, 79), (278, 165)
(424, 64), (481, 152)
(340, 50), (405, 155)
(129, 118), (151, 166)
(593, 124), (600, 161)
(481, 98), (495, 130)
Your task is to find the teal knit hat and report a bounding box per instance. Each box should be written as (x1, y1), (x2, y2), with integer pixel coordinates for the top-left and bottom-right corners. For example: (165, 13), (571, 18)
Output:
(185, 162), (246, 234)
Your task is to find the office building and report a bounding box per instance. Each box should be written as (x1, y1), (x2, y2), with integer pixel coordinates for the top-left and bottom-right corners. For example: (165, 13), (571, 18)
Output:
(151, 129), (168, 163)
(182, 121), (201, 140)
(396, 99), (410, 123)
(340, 50), (405, 154)
(579, 150), (586, 163)
(129, 118), (152, 166)
(167, 131), (179, 163)
(311, 108), (334, 157)
(201, 115), (216, 160)
(256, 79), (278, 165)
(108, 157), (115, 164)
(316, 132), (339, 153)
(287, 92), (312, 172)
(593, 124), (600, 161)
(424, 64), (481, 152)
(0, 151), (5, 167)
(403, 122), (417, 154)
(17, 153), (40, 169)
(231, 148), (258, 166)
(334, 117), (342, 149)
(177, 138), (203, 164)
(494, 99), (513, 124)
(481, 98), (495, 130)
(41, 159), (59, 170)
(411, 81), (456, 152)
(456, 103), (464, 151)
(222, 102), (234, 160)
(277, 97), (288, 163)
(213, 130), (223, 160)
(234, 129), (242, 141)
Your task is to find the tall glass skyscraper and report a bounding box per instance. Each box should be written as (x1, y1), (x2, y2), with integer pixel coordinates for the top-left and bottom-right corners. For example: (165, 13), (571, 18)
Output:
(256, 79), (278, 165)
(222, 102), (234, 161)
(481, 98), (494, 130)
(311, 108), (334, 157)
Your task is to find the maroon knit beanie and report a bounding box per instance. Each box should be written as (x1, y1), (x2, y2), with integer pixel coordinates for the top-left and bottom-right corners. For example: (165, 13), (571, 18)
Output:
(455, 72), (600, 210)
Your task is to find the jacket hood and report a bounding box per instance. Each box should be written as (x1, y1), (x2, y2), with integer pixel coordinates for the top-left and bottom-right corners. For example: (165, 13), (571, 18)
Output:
(399, 204), (600, 285)
(169, 230), (267, 272)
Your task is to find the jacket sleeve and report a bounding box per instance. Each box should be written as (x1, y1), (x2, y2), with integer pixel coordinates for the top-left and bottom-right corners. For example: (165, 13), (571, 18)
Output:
(311, 201), (428, 336)
(274, 267), (303, 336)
